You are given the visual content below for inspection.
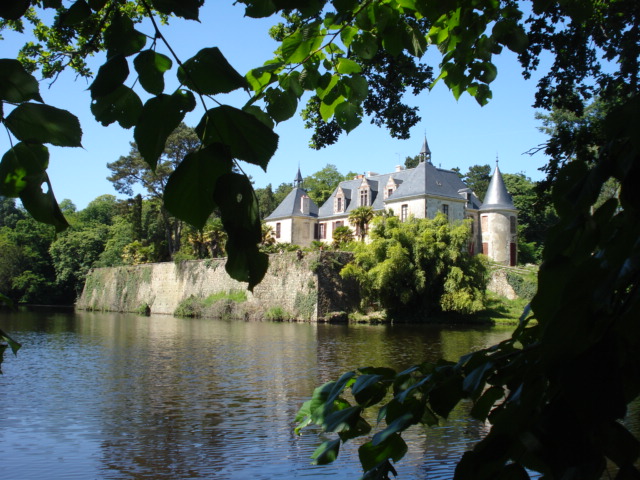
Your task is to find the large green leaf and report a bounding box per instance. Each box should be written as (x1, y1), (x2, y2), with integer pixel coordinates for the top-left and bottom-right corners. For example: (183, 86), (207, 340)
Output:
(89, 54), (129, 99)
(196, 106), (278, 171)
(90, 85), (142, 128)
(358, 434), (408, 472)
(311, 439), (341, 465)
(336, 58), (362, 74)
(104, 11), (147, 57)
(150, 0), (203, 20)
(0, 0), (30, 20)
(134, 90), (196, 170)
(214, 173), (268, 289)
(281, 22), (324, 64)
(133, 50), (172, 95)
(164, 144), (232, 229)
(57, 0), (92, 27)
(265, 87), (298, 123)
(0, 143), (49, 197)
(19, 173), (69, 232)
(177, 47), (247, 95)
(5, 103), (82, 147)
(0, 59), (43, 103)
(351, 32), (378, 60)
(335, 101), (362, 133)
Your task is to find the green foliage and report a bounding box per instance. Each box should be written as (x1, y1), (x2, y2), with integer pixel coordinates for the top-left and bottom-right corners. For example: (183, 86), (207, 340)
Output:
(302, 164), (352, 205)
(173, 290), (248, 318)
(264, 306), (292, 322)
(348, 206), (375, 242)
(342, 214), (488, 318)
(135, 302), (151, 316)
(505, 270), (538, 301)
(332, 226), (353, 247)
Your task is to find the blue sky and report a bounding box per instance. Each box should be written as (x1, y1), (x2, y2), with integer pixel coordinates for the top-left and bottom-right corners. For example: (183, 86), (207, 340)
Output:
(1, 3), (552, 209)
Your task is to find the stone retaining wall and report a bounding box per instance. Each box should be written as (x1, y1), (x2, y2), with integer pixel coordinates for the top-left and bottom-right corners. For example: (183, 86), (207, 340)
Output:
(76, 252), (359, 322)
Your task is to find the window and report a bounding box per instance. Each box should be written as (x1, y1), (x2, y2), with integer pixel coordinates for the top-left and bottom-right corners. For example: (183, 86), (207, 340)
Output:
(314, 223), (319, 239)
(388, 188), (394, 197)
(319, 223), (326, 239)
(510, 216), (517, 234)
(303, 222), (309, 239)
(442, 204), (449, 219)
(336, 196), (343, 213)
(401, 204), (408, 222)
(275, 222), (281, 239)
(481, 215), (488, 232)
(360, 188), (369, 206)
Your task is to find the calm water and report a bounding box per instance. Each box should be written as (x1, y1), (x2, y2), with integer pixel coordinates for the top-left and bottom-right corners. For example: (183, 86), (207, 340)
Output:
(0, 308), (514, 479)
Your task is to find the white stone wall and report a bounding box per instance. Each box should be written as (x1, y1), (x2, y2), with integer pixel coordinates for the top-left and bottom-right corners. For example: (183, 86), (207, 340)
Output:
(481, 211), (517, 264)
(266, 218), (293, 244)
(385, 197), (426, 220)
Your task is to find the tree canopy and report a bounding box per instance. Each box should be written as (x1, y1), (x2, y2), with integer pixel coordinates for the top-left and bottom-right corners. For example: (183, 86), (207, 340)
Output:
(1, 0), (640, 478)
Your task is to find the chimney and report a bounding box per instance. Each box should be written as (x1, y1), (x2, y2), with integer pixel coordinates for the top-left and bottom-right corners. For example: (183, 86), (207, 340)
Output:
(395, 165), (403, 172)
(300, 195), (310, 214)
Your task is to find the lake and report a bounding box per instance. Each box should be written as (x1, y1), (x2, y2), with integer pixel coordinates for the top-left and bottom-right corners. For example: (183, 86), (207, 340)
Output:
(0, 308), (515, 479)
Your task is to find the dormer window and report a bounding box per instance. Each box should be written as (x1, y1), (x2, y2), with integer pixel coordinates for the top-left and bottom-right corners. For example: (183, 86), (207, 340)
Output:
(384, 176), (397, 199)
(334, 188), (345, 213)
(360, 188), (369, 206)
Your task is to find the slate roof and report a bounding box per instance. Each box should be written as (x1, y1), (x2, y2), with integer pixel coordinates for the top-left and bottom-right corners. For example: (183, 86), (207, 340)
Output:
(265, 187), (319, 220)
(480, 165), (516, 211)
(318, 161), (482, 218)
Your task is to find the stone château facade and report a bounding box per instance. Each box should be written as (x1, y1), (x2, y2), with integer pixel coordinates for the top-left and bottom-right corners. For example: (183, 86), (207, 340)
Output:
(265, 138), (518, 266)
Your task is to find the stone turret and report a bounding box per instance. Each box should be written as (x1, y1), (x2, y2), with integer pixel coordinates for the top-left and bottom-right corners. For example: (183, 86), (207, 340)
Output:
(479, 163), (518, 265)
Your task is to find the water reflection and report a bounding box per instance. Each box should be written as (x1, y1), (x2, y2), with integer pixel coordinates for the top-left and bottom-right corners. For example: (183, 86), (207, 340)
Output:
(0, 309), (517, 479)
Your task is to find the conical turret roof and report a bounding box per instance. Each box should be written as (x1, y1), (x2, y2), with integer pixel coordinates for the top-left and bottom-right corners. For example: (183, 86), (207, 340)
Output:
(420, 135), (431, 162)
(481, 164), (516, 211)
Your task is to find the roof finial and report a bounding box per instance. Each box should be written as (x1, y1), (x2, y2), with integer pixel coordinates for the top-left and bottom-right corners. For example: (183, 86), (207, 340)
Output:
(294, 165), (303, 188)
(420, 131), (432, 164)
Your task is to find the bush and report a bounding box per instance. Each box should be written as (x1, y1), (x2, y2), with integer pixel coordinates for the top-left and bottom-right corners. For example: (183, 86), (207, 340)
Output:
(264, 306), (292, 321)
(174, 295), (204, 318)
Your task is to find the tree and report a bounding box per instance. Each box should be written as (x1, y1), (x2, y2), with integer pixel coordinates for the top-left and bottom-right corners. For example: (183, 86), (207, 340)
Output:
(342, 214), (487, 317)
(348, 205), (374, 242)
(462, 164), (492, 201)
(1, 1), (639, 478)
(107, 123), (199, 257)
(332, 225), (353, 247)
(303, 164), (349, 205)
(404, 155), (421, 169)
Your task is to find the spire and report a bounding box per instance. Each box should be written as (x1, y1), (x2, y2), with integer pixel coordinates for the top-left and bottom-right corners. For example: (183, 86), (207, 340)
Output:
(481, 163), (515, 211)
(294, 166), (303, 188)
(420, 133), (431, 163)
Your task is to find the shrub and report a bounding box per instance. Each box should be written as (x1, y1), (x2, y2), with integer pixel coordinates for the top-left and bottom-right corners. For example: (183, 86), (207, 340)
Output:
(264, 306), (292, 321)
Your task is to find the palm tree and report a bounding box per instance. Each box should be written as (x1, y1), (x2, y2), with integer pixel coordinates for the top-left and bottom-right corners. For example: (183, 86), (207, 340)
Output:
(348, 206), (375, 242)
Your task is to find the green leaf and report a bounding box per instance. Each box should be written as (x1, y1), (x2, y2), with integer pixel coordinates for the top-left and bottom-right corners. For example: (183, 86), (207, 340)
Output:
(470, 386), (504, 420)
(89, 54), (129, 99)
(0, 0), (30, 20)
(0, 59), (43, 103)
(404, 22), (427, 57)
(243, 105), (274, 129)
(319, 95), (343, 121)
(265, 88), (298, 123)
(58, 0), (92, 27)
(323, 405), (363, 432)
(335, 101), (362, 133)
(0, 143), (49, 197)
(0, 327), (21, 355)
(214, 173), (268, 290)
(134, 90), (196, 170)
(352, 374), (387, 406)
(372, 413), (415, 446)
(311, 439), (341, 465)
(134, 50), (172, 95)
(281, 22), (324, 64)
(246, 62), (282, 93)
(429, 373), (464, 418)
(177, 47), (247, 95)
(462, 361), (494, 396)
(164, 144), (232, 229)
(19, 173), (69, 232)
(342, 74), (368, 102)
(478, 62), (498, 83)
(88, 0), (108, 11)
(196, 106), (278, 171)
(150, 0), (203, 20)
(336, 58), (362, 74)
(351, 32), (378, 60)
(90, 85), (142, 128)
(358, 434), (408, 472)
(5, 103), (82, 147)
(104, 11), (146, 57)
